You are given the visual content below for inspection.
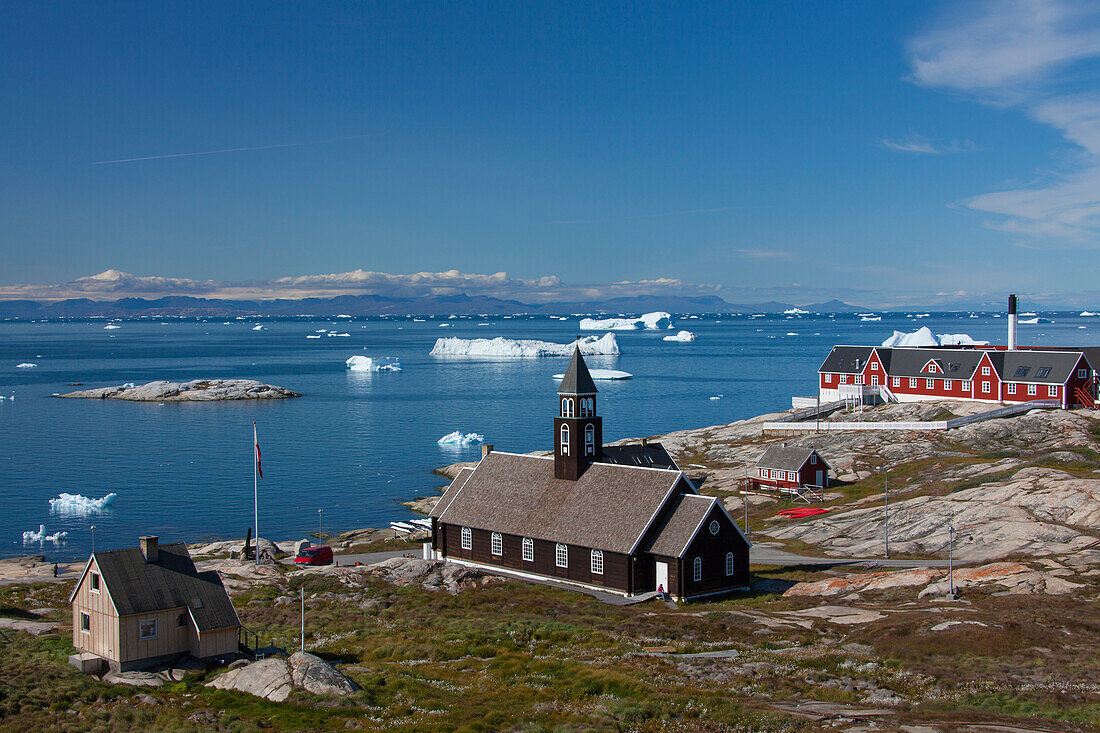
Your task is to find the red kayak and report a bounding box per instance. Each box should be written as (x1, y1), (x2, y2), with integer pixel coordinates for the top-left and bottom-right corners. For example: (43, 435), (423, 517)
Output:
(776, 507), (829, 518)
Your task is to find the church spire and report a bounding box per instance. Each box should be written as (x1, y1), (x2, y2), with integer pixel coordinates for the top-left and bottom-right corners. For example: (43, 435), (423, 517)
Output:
(554, 346), (603, 480)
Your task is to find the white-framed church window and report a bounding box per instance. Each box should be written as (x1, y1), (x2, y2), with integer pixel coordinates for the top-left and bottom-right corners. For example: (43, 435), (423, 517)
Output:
(560, 424), (570, 455)
(584, 424), (595, 455)
(590, 549), (603, 575)
(461, 526), (472, 550)
(522, 537), (534, 561)
(555, 543), (568, 568)
(726, 552), (735, 576)
(693, 557), (702, 582)
(491, 532), (502, 556)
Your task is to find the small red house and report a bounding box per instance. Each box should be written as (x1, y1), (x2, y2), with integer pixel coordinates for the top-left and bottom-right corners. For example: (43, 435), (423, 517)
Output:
(753, 445), (829, 494)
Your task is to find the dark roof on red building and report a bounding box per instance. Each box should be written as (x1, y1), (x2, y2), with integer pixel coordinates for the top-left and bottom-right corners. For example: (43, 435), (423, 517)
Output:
(819, 346), (876, 374)
(756, 444), (828, 472)
(1001, 350), (1086, 384)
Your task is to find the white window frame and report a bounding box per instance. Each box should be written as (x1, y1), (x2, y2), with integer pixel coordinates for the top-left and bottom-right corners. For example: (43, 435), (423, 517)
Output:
(840, 375), (848, 384)
(561, 397), (574, 417)
(981, 381), (991, 393)
(854, 375), (863, 385)
(584, 424), (595, 456)
(824, 373), (832, 384)
(1007, 383), (1017, 395)
(693, 556), (702, 582)
(80, 612), (91, 634)
(491, 532), (502, 556)
(891, 377), (900, 388)
(90, 573), (100, 593)
(1049, 385), (1058, 397)
(787, 471), (797, 482)
(1028, 384), (1037, 395)
(461, 526), (472, 550)
(962, 381), (971, 391)
(560, 424), (570, 455)
(926, 378), (935, 390)
(871, 375), (879, 386)
(909, 378), (917, 389)
(1079, 369), (1089, 380)
(139, 617), (157, 640)
(522, 537), (534, 562)
(810, 453), (817, 465)
(709, 520), (720, 535)
(555, 543), (568, 568)
(982, 366), (990, 375)
(590, 549), (603, 575)
(725, 552), (735, 577)
(944, 380), (952, 390)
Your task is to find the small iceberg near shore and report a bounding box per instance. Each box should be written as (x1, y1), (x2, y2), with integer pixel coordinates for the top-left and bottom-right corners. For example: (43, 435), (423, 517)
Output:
(252, 324), (264, 330)
(103, 323), (120, 330)
(579, 311), (672, 330)
(431, 333), (619, 358)
(552, 369), (632, 380)
(346, 356), (401, 372)
(22, 525), (67, 544)
(16, 363), (36, 368)
(438, 431), (485, 446)
(663, 330), (696, 342)
(1018, 317), (1052, 324)
(49, 492), (117, 516)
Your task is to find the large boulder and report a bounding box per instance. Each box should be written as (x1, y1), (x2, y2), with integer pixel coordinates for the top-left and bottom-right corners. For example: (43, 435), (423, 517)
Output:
(368, 557), (498, 594)
(207, 658), (293, 702)
(288, 652), (358, 696)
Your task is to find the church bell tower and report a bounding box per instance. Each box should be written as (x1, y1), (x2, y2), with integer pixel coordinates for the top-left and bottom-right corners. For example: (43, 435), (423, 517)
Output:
(554, 347), (603, 480)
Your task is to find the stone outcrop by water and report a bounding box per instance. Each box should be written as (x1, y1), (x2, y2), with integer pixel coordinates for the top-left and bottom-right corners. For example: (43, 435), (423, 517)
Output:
(57, 379), (300, 401)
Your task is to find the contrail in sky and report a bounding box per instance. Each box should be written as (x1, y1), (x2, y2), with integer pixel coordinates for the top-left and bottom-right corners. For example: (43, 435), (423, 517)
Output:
(92, 135), (365, 165)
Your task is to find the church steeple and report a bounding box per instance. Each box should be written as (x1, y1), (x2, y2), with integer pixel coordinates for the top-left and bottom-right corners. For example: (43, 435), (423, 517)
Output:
(554, 347), (603, 480)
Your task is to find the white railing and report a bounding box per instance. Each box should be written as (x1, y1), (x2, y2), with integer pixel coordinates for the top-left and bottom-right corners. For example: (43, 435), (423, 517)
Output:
(762, 399), (1059, 433)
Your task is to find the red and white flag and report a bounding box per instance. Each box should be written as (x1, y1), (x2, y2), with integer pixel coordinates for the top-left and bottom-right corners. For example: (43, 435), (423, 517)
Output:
(253, 422), (263, 479)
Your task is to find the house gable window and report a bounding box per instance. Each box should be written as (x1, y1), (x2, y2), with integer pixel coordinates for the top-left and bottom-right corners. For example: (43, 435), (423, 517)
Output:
(90, 573), (100, 593)
(810, 453), (817, 465)
(491, 532), (502, 556)
(80, 613), (90, 633)
(590, 549), (604, 575)
(982, 366), (990, 375)
(522, 537), (534, 562)
(725, 552), (735, 576)
(1079, 368), (1089, 379)
(560, 424), (570, 455)
(460, 526), (472, 550)
(140, 618), (157, 640)
(555, 543), (568, 568)
(693, 557), (702, 582)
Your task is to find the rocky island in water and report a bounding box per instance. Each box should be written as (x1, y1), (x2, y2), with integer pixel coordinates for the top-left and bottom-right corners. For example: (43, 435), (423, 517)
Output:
(56, 379), (301, 401)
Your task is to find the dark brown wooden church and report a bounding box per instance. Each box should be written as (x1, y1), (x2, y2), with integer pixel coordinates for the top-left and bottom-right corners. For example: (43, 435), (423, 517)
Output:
(430, 348), (751, 601)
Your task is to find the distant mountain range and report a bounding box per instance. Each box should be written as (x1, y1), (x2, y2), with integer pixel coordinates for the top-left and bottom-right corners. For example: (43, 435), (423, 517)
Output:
(0, 293), (868, 318)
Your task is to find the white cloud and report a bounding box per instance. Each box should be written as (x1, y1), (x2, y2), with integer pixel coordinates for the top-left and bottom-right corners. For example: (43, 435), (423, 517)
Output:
(881, 135), (976, 154)
(0, 269), (723, 304)
(908, 0), (1100, 243)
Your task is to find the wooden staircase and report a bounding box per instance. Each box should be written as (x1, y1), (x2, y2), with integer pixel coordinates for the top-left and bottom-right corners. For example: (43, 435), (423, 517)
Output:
(1076, 377), (1097, 409)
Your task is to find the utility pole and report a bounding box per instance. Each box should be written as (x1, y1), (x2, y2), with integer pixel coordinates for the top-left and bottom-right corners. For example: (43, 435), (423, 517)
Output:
(884, 469), (889, 559)
(318, 508), (323, 546)
(300, 585), (305, 653)
(947, 525), (956, 599)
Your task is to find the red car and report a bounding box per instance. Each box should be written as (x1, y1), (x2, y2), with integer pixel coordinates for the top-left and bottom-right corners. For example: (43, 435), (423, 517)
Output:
(294, 545), (334, 565)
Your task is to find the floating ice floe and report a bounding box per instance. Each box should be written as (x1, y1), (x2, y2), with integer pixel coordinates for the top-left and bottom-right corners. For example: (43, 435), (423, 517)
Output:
(1080, 311), (1097, 317)
(337, 314), (352, 318)
(103, 324), (120, 330)
(22, 525), (67, 544)
(709, 395), (723, 400)
(786, 332), (798, 336)
(306, 335), (321, 339)
(663, 330), (696, 342)
(437, 431), (485, 446)
(16, 363), (36, 368)
(783, 308), (809, 315)
(430, 333), (620, 358)
(49, 492), (117, 516)
(1019, 317), (1052, 324)
(860, 316), (881, 322)
(252, 324), (264, 330)
(1020, 311), (1038, 317)
(327, 332), (351, 337)
(439, 323), (453, 328)
(881, 327), (988, 347)
(346, 356), (401, 372)
(579, 312), (672, 330)
(552, 369), (632, 380)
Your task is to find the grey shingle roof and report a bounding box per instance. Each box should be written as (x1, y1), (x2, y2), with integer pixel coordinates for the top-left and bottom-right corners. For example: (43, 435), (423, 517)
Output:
(1001, 350), (1085, 384)
(435, 451), (684, 554)
(600, 443), (679, 470)
(89, 542), (239, 631)
(644, 494), (715, 558)
(557, 348), (598, 395)
(756, 445), (827, 472)
(430, 467), (475, 519)
(884, 348), (986, 379)
(819, 346), (876, 374)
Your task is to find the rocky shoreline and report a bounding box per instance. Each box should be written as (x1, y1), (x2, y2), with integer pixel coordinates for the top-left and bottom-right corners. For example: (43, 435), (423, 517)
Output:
(56, 379), (301, 401)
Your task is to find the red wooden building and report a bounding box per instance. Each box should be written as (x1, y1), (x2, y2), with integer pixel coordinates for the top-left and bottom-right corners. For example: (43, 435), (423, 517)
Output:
(752, 444), (830, 494)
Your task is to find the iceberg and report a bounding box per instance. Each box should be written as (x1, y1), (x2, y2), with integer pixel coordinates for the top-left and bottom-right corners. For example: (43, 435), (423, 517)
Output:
(860, 316), (881, 322)
(49, 492), (117, 516)
(579, 311), (673, 330)
(437, 431), (485, 446)
(16, 363), (36, 368)
(783, 308), (809, 315)
(430, 333), (620, 358)
(346, 356), (401, 372)
(22, 525), (67, 544)
(663, 330), (696, 342)
(439, 323), (453, 328)
(306, 335), (321, 339)
(252, 324), (264, 330)
(1080, 311), (1097, 317)
(327, 332), (351, 337)
(882, 327), (988, 347)
(551, 369), (632, 380)
(1018, 317), (1052, 324)
(103, 324), (120, 330)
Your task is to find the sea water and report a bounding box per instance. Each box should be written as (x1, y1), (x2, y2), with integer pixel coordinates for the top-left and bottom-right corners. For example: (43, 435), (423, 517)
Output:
(0, 312), (1091, 560)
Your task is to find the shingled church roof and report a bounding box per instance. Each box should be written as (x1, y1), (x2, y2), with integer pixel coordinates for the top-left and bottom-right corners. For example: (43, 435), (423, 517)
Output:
(557, 347), (598, 395)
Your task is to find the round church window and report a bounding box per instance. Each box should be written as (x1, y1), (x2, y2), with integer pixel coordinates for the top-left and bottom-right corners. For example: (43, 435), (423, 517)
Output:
(709, 520), (720, 535)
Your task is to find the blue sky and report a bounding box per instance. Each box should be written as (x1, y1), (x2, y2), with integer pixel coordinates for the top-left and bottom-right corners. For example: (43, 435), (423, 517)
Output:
(3, 1), (1100, 306)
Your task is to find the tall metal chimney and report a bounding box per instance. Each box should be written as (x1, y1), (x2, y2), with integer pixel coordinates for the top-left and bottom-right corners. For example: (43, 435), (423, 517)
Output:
(1008, 294), (1018, 351)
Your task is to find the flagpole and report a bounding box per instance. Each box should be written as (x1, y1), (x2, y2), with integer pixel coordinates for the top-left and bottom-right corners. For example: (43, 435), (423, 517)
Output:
(253, 421), (259, 567)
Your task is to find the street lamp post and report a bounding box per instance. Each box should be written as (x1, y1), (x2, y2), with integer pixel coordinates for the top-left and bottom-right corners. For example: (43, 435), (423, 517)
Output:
(318, 509), (323, 546)
(947, 525), (956, 598)
(884, 469), (889, 559)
